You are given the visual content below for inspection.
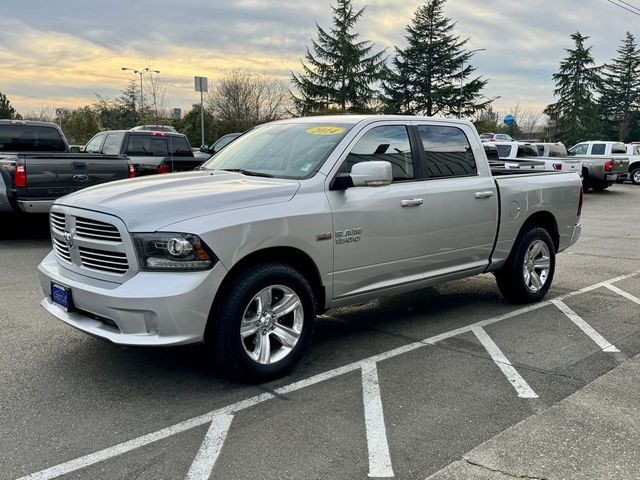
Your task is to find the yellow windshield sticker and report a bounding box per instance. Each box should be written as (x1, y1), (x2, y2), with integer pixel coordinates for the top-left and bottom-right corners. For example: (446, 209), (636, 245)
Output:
(307, 126), (345, 135)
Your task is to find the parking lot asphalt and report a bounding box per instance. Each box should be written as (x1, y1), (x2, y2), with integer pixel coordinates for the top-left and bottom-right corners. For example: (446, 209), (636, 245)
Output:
(2, 184), (640, 480)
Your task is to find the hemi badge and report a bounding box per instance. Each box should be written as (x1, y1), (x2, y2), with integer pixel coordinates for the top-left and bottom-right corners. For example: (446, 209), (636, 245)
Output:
(316, 233), (332, 242)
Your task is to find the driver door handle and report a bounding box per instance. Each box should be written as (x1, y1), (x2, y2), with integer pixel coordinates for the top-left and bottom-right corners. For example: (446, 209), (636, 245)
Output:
(475, 191), (495, 199)
(401, 198), (424, 207)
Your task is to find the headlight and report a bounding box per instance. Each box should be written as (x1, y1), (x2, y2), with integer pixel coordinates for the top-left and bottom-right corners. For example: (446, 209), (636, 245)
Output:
(133, 233), (218, 271)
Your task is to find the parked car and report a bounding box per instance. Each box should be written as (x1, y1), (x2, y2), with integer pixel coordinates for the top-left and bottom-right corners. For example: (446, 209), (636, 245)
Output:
(494, 141), (582, 175)
(195, 133), (242, 160)
(480, 133), (514, 142)
(534, 142), (568, 157)
(38, 115), (583, 379)
(130, 125), (177, 133)
(624, 144), (640, 184)
(83, 130), (203, 176)
(568, 141), (630, 191)
(0, 120), (133, 214)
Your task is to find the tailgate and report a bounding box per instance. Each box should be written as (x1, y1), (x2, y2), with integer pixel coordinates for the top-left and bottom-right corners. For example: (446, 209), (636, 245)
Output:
(611, 157), (628, 174)
(560, 159), (582, 173)
(17, 153), (130, 200)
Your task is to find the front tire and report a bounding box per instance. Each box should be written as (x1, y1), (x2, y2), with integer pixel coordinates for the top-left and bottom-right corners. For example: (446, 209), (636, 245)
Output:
(630, 168), (640, 186)
(495, 227), (555, 304)
(209, 262), (316, 380)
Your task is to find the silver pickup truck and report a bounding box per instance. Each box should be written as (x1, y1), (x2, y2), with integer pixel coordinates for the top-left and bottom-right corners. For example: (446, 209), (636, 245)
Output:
(37, 116), (583, 379)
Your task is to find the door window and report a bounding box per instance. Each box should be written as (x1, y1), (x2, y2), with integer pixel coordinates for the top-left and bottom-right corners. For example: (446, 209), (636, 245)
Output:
(569, 144), (588, 156)
(590, 143), (606, 155)
(340, 125), (414, 181)
(84, 134), (105, 153)
(418, 125), (477, 177)
(101, 133), (123, 155)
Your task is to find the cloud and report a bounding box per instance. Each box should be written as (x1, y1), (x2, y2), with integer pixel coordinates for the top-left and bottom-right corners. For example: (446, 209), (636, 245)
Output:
(0, 0), (637, 115)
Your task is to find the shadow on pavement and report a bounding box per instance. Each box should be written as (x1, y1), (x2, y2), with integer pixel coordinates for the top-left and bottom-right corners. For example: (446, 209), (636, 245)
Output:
(0, 213), (50, 240)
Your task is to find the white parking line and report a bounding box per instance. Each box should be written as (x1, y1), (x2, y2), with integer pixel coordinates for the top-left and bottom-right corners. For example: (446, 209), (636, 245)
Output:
(15, 271), (640, 480)
(185, 413), (234, 480)
(604, 284), (640, 305)
(361, 362), (394, 478)
(471, 326), (538, 399)
(551, 300), (620, 352)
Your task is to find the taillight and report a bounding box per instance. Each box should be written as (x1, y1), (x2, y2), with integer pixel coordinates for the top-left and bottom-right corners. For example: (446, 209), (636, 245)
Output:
(158, 164), (170, 174)
(553, 163), (562, 170)
(14, 165), (26, 187)
(577, 188), (583, 217)
(128, 164), (135, 178)
(151, 132), (166, 136)
(604, 160), (613, 172)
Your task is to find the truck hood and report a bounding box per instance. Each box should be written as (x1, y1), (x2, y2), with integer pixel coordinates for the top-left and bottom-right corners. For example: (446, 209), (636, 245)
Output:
(55, 170), (301, 231)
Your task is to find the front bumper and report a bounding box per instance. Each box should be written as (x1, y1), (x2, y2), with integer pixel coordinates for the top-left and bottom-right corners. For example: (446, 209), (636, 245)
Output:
(38, 251), (228, 346)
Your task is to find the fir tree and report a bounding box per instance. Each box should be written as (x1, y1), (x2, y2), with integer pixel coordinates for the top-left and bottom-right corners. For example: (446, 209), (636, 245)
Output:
(599, 32), (640, 142)
(544, 32), (602, 146)
(291, 0), (386, 114)
(383, 0), (490, 117)
(0, 92), (20, 119)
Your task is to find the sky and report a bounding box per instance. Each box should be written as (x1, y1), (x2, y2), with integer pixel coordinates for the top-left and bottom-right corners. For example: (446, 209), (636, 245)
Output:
(0, 0), (638, 118)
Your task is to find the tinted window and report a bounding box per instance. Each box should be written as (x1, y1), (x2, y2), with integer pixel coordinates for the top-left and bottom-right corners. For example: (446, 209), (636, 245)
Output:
(536, 145), (545, 156)
(483, 144), (500, 160)
(0, 125), (67, 152)
(126, 135), (169, 156)
(480, 134), (494, 140)
(549, 144), (567, 157)
(84, 134), (105, 153)
(496, 145), (512, 158)
(212, 134), (239, 152)
(168, 136), (193, 156)
(341, 125), (414, 181)
(418, 125), (476, 178)
(101, 133), (123, 155)
(611, 143), (626, 154)
(591, 143), (606, 155)
(517, 145), (538, 157)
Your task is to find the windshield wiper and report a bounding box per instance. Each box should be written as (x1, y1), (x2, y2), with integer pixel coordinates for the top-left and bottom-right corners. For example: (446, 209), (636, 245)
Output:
(219, 168), (274, 178)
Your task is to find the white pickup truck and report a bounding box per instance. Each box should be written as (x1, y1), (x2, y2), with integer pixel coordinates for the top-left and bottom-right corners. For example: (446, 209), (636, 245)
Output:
(37, 115), (583, 379)
(493, 141), (582, 174)
(568, 141), (631, 190)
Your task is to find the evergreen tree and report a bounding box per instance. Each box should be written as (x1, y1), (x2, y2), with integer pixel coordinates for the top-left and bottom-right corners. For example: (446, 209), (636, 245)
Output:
(291, 0), (386, 114)
(544, 32), (602, 146)
(60, 107), (101, 144)
(383, 0), (490, 117)
(599, 32), (640, 142)
(0, 92), (21, 119)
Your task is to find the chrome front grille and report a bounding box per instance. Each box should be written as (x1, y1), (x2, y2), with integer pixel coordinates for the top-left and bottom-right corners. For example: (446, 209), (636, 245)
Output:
(79, 247), (129, 274)
(75, 217), (122, 242)
(50, 211), (66, 233)
(52, 236), (72, 263)
(49, 209), (131, 277)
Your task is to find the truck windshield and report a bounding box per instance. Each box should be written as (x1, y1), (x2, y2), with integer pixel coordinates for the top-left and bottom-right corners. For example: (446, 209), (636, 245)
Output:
(202, 123), (352, 179)
(0, 125), (67, 152)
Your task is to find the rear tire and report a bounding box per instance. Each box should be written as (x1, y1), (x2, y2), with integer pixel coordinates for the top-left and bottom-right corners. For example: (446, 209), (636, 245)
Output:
(630, 168), (640, 186)
(208, 262), (316, 381)
(495, 227), (556, 304)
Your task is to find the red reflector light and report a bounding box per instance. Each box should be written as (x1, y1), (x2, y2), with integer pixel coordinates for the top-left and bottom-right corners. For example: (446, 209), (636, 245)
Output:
(553, 163), (562, 170)
(604, 160), (613, 172)
(14, 165), (27, 187)
(158, 164), (170, 174)
(151, 132), (166, 136)
(128, 163), (135, 178)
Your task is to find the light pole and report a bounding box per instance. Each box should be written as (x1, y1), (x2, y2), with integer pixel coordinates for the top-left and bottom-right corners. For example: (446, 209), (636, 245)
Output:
(459, 48), (486, 118)
(121, 67), (160, 120)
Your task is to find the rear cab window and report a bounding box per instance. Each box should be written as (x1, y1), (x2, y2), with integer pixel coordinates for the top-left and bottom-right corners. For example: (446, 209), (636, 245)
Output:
(126, 134), (169, 156)
(417, 125), (477, 178)
(0, 125), (67, 152)
(590, 143), (606, 155)
(611, 143), (627, 155)
(168, 136), (193, 156)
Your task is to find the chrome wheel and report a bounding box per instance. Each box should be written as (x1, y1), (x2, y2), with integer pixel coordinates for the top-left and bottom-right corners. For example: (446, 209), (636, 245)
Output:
(522, 240), (551, 293)
(240, 285), (304, 365)
(632, 169), (640, 185)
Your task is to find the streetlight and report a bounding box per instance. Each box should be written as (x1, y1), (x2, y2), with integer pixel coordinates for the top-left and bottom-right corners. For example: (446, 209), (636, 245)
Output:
(459, 48), (486, 118)
(121, 66), (160, 117)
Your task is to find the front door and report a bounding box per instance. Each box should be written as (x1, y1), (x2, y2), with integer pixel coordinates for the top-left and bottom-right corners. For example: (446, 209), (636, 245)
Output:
(326, 123), (428, 299)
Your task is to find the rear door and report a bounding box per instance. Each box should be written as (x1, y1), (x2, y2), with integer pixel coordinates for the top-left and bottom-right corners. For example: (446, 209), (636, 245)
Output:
(415, 123), (499, 276)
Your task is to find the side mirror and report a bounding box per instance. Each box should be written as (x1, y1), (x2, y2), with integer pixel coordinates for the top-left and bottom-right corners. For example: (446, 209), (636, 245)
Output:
(199, 145), (209, 152)
(351, 161), (393, 187)
(69, 146), (81, 153)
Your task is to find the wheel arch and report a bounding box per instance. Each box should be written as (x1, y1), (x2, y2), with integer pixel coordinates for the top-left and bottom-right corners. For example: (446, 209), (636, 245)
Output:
(208, 246), (327, 331)
(519, 211), (560, 252)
